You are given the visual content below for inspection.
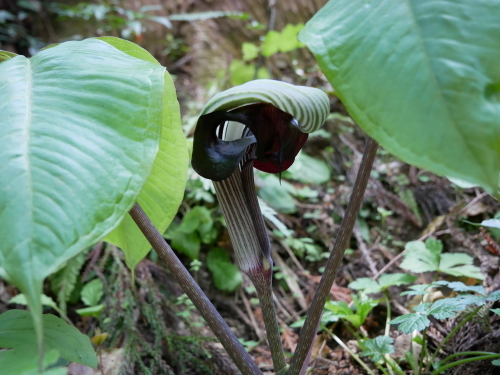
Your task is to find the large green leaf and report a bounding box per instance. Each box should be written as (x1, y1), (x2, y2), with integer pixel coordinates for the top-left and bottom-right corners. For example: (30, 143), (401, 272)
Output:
(102, 37), (188, 271)
(0, 347), (65, 375)
(0, 38), (164, 353)
(201, 79), (330, 133)
(300, 0), (500, 196)
(0, 309), (97, 368)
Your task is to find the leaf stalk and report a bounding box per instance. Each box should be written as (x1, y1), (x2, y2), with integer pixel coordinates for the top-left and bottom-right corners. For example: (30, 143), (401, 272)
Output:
(129, 202), (262, 375)
(288, 137), (378, 375)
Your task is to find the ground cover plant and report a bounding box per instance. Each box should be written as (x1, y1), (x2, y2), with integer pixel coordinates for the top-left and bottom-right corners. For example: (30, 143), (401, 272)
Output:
(0, 0), (499, 374)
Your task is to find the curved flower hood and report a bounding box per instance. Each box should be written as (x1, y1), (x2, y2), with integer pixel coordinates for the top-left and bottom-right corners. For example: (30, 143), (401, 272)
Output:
(192, 79), (330, 181)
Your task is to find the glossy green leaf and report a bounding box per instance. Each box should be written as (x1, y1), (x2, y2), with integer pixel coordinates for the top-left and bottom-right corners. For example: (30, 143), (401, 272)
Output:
(261, 24), (305, 57)
(9, 294), (58, 311)
(102, 37), (188, 271)
(283, 152), (331, 184)
(487, 290), (500, 302)
(229, 59), (269, 86)
(168, 11), (246, 22)
(206, 248), (243, 292)
(80, 279), (103, 306)
(300, 0), (500, 196)
(0, 38), (164, 352)
(76, 304), (105, 317)
(391, 313), (430, 334)
(242, 43), (259, 61)
(349, 273), (416, 294)
(0, 310), (97, 368)
(439, 253), (484, 279)
(201, 79), (330, 133)
(172, 230), (200, 259)
(257, 174), (297, 214)
(378, 273), (417, 290)
(348, 278), (381, 294)
(361, 336), (394, 362)
(400, 240), (483, 279)
(50, 250), (88, 313)
(400, 241), (440, 273)
(0, 347), (64, 375)
(414, 298), (465, 320)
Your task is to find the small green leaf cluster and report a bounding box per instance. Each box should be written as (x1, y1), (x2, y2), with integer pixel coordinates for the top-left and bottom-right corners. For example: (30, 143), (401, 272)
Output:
(324, 293), (378, 329)
(400, 238), (483, 279)
(392, 279), (500, 332)
(360, 335), (394, 362)
(76, 278), (105, 317)
(349, 273), (417, 294)
(206, 248), (243, 292)
(256, 152), (330, 215)
(285, 237), (326, 263)
(291, 292), (378, 329)
(391, 298), (466, 334)
(229, 23), (306, 86)
(166, 206), (219, 260)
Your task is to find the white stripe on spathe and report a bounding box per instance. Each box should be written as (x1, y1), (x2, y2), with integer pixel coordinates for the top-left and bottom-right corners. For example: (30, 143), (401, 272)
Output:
(200, 79), (330, 133)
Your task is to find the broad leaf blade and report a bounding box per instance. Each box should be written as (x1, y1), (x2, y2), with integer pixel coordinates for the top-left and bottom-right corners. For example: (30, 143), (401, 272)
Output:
(300, 0), (500, 196)
(361, 336), (394, 362)
(400, 241), (440, 273)
(0, 347), (64, 375)
(80, 279), (103, 306)
(348, 278), (381, 294)
(206, 248), (243, 292)
(102, 37), (188, 271)
(391, 313), (430, 334)
(378, 273), (417, 290)
(0, 38), (164, 353)
(0, 310), (97, 368)
(439, 253), (484, 279)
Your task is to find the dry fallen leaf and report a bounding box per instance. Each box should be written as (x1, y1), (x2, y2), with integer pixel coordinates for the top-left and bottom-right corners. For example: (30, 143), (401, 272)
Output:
(68, 348), (124, 375)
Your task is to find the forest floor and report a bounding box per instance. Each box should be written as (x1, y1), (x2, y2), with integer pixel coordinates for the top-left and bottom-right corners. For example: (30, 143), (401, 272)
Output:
(3, 101), (499, 374)
(1, 2), (500, 373)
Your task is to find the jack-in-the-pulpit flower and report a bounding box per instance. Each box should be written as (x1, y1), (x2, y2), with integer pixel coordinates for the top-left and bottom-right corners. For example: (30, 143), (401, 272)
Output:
(192, 80), (329, 373)
(192, 80), (329, 275)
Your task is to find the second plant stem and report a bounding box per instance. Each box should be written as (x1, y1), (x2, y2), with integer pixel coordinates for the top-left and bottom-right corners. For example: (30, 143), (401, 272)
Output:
(425, 305), (481, 371)
(288, 138), (379, 375)
(250, 271), (288, 374)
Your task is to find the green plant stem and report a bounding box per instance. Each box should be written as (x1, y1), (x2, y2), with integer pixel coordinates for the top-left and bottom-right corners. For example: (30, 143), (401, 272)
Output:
(375, 362), (391, 375)
(440, 351), (499, 365)
(249, 271), (288, 374)
(429, 354), (500, 375)
(343, 322), (364, 341)
(383, 291), (391, 337)
(384, 355), (406, 375)
(382, 291), (395, 375)
(288, 138), (378, 375)
(418, 329), (427, 375)
(324, 327), (376, 375)
(426, 305), (481, 371)
(129, 203), (262, 375)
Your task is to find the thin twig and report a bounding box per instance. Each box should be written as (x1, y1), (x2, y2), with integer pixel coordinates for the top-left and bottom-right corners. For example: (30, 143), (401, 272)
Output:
(240, 289), (265, 339)
(353, 224), (378, 275)
(288, 138), (378, 375)
(329, 331), (377, 375)
(129, 203), (262, 375)
(373, 249), (407, 280)
(458, 191), (488, 215)
(426, 306), (482, 371)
